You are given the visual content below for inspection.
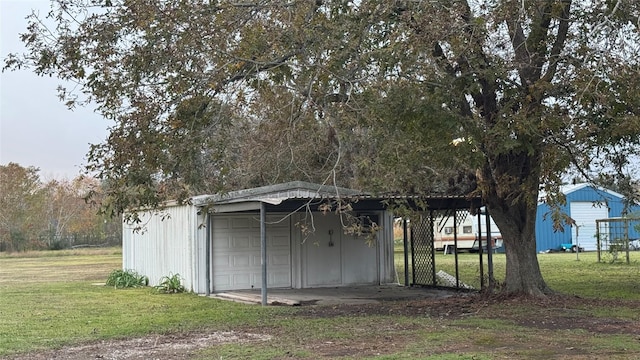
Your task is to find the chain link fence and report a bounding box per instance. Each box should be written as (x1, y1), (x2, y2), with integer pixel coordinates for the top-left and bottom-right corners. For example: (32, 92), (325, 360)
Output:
(596, 217), (640, 263)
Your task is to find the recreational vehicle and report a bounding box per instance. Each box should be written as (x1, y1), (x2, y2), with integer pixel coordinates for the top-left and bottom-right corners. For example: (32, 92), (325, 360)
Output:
(433, 211), (502, 253)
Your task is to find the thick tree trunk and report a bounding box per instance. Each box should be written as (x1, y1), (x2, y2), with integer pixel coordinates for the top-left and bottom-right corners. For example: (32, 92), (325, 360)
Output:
(492, 205), (551, 295)
(480, 152), (552, 296)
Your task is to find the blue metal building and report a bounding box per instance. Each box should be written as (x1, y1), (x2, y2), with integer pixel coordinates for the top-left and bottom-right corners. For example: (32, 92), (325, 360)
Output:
(536, 183), (640, 252)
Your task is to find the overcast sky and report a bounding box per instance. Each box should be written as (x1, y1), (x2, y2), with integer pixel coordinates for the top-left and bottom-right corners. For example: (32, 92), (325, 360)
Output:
(0, 0), (110, 180)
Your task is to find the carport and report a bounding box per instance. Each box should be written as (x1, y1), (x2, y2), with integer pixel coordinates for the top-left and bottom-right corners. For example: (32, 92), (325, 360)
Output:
(397, 196), (497, 291)
(206, 194), (496, 306)
(202, 193), (495, 305)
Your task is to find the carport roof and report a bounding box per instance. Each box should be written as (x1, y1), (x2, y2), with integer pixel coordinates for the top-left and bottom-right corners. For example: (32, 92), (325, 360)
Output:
(192, 181), (364, 205)
(192, 181), (481, 212)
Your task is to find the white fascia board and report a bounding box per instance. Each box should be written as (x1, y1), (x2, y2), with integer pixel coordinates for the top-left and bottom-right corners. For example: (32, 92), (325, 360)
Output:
(206, 198), (283, 213)
(209, 201), (263, 213)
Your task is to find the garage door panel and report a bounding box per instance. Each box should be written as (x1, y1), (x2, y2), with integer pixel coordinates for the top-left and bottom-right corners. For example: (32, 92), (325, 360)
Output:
(249, 272), (291, 287)
(213, 274), (231, 288)
(213, 235), (231, 249)
(231, 235), (253, 249)
(271, 234), (289, 247)
(232, 254), (252, 267)
(213, 255), (230, 267)
(233, 273), (251, 287)
(231, 217), (254, 229)
(269, 271), (290, 285)
(215, 252), (287, 269)
(570, 202), (608, 251)
(250, 254), (261, 267)
(271, 254), (290, 266)
(212, 214), (291, 291)
(213, 217), (231, 229)
(250, 236), (261, 247)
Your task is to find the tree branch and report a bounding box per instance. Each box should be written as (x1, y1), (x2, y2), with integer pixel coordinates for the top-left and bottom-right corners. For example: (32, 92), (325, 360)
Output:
(212, 51), (299, 94)
(507, 13), (529, 84)
(508, 1), (555, 86)
(541, 0), (572, 84)
(432, 43), (475, 118)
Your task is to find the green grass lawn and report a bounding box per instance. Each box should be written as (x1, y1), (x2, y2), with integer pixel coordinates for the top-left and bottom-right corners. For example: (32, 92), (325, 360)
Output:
(395, 244), (640, 299)
(2, 247), (640, 359)
(0, 248), (277, 355)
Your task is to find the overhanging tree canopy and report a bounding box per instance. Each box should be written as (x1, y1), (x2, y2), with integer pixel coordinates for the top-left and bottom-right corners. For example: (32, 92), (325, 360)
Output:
(5, 0), (640, 295)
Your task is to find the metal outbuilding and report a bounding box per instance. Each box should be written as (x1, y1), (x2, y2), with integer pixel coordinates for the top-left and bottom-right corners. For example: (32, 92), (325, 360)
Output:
(122, 181), (489, 304)
(123, 182), (398, 299)
(536, 183), (640, 252)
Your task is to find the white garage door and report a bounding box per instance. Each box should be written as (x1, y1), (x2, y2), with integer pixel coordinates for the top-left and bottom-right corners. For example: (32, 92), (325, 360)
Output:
(211, 214), (291, 291)
(570, 202), (609, 251)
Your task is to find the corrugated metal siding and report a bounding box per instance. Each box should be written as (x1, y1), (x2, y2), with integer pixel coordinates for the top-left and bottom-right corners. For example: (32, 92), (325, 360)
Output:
(122, 204), (201, 291)
(379, 211), (396, 284)
(536, 186), (628, 252)
(632, 205), (640, 240)
(193, 215), (208, 294)
(536, 202), (571, 252)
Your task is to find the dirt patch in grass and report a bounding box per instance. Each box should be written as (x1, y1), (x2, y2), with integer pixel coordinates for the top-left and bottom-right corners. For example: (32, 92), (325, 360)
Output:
(6, 294), (640, 359)
(501, 297), (640, 335)
(4, 331), (271, 360)
(295, 293), (640, 335)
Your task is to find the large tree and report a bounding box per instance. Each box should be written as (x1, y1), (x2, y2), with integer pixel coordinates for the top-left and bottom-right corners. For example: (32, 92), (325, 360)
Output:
(5, 1), (640, 294)
(0, 163), (47, 251)
(0, 163), (121, 251)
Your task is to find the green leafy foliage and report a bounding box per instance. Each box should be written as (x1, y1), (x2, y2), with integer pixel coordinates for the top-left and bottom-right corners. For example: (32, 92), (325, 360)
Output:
(154, 273), (186, 294)
(0, 163), (47, 252)
(0, 163), (122, 252)
(105, 269), (149, 289)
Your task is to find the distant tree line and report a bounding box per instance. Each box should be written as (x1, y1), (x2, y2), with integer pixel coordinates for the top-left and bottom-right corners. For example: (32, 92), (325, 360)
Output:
(0, 163), (121, 251)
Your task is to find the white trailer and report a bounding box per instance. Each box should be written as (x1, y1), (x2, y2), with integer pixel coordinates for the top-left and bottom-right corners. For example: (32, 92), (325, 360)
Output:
(433, 210), (502, 253)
